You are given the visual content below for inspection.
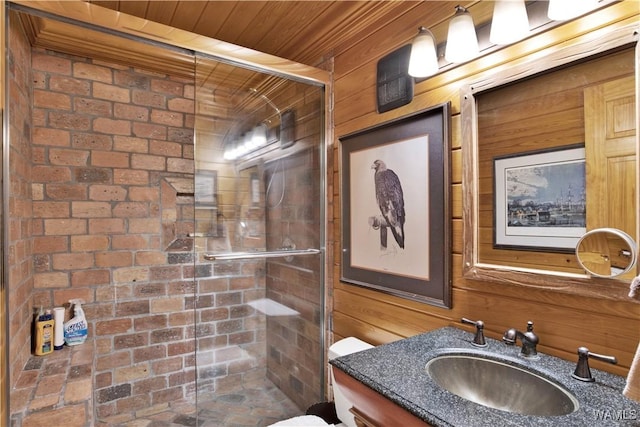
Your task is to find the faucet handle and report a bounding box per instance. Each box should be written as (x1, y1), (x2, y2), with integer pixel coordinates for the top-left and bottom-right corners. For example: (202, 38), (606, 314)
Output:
(461, 318), (487, 347)
(572, 346), (618, 382)
(502, 328), (517, 345)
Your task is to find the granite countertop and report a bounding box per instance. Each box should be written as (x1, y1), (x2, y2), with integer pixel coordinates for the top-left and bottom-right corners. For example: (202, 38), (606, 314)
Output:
(330, 327), (640, 426)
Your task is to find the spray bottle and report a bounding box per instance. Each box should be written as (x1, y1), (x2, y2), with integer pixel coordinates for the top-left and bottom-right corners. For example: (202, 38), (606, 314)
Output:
(64, 299), (88, 346)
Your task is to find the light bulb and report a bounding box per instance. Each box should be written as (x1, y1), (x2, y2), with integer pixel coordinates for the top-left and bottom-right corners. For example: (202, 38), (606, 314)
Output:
(408, 27), (439, 78)
(490, 0), (529, 46)
(548, 0), (597, 21)
(445, 6), (479, 64)
(224, 142), (238, 160)
(223, 149), (236, 160)
(251, 123), (268, 148)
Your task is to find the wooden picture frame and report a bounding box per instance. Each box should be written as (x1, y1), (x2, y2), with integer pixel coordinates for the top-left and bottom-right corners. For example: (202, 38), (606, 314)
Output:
(493, 145), (586, 252)
(340, 104), (451, 308)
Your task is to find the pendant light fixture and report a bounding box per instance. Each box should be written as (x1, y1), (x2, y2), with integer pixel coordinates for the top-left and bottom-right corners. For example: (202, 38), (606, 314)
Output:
(548, 0), (597, 21)
(408, 27), (439, 78)
(489, 0), (530, 45)
(445, 5), (479, 64)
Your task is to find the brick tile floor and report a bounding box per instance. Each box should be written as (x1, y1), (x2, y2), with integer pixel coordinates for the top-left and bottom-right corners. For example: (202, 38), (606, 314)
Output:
(11, 345), (304, 427)
(110, 379), (303, 427)
(11, 345), (94, 427)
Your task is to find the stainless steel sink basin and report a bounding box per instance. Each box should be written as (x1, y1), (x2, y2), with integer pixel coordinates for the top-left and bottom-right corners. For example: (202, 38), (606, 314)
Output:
(426, 353), (579, 416)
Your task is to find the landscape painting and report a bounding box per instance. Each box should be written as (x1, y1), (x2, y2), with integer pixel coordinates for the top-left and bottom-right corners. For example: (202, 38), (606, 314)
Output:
(494, 146), (586, 252)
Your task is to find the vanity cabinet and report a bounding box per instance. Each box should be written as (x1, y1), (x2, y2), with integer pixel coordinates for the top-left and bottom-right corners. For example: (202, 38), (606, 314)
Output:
(333, 368), (433, 427)
(349, 407), (378, 427)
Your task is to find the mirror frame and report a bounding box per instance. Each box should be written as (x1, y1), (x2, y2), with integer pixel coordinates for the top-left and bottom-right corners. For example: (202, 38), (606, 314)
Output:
(461, 19), (640, 302)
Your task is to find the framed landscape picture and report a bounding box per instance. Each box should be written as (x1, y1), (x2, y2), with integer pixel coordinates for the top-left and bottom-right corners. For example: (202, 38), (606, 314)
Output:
(494, 145), (586, 252)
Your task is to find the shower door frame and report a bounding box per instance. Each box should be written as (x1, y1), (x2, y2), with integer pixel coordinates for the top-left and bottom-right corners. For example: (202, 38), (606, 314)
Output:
(4, 0), (333, 415)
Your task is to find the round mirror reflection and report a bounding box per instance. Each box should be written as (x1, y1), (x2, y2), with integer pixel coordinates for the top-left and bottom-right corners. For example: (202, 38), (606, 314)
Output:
(575, 228), (637, 278)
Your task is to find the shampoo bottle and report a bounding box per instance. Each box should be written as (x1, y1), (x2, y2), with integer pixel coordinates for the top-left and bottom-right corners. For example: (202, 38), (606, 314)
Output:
(35, 308), (55, 356)
(64, 299), (88, 346)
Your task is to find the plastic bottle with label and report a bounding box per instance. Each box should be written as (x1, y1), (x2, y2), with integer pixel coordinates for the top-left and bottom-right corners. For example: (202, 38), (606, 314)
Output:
(64, 299), (88, 346)
(34, 307), (55, 356)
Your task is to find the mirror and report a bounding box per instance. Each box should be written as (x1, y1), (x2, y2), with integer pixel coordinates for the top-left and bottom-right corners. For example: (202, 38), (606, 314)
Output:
(462, 20), (639, 299)
(576, 228), (637, 278)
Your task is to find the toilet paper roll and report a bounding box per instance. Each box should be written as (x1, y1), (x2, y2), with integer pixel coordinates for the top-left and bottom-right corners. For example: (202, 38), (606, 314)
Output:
(53, 307), (65, 350)
(623, 341), (640, 403)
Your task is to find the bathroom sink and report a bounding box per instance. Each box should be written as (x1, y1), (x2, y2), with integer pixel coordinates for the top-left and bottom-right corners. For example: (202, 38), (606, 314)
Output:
(426, 353), (579, 416)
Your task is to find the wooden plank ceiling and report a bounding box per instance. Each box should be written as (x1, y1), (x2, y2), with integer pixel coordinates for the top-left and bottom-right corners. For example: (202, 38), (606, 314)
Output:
(85, 1), (427, 66)
(13, 1), (457, 147)
(15, 1), (461, 80)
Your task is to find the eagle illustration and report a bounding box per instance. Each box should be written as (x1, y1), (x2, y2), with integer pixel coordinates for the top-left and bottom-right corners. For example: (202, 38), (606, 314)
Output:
(372, 159), (405, 249)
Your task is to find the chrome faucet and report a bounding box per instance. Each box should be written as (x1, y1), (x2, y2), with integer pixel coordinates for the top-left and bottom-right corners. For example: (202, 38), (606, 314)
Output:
(572, 346), (617, 382)
(461, 317), (487, 347)
(503, 321), (539, 357)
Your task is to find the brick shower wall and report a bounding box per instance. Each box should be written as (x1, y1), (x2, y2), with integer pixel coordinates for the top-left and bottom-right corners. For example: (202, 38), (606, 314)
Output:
(193, 259), (269, 398)
(191, 75), (325, 408)
(265, 150), (323, 410)
(192, 82), (324, 410)
(12, 40), (324, 422)
(27, 48), (197, 423)
(192, 146), (323, 410)
(191, 71), (271, 397)
(264, 101), (323, 409)
(7, 11), (35, 390)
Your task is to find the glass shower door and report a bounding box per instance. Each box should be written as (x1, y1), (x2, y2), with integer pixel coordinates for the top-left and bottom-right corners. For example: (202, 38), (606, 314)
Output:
(192, 54), (325, 426)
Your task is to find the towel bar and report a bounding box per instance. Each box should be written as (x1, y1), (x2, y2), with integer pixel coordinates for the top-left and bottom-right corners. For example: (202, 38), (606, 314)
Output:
(204, 248), (320, 261)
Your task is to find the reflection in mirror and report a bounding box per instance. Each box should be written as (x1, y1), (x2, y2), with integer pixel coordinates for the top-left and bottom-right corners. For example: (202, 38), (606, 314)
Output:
(576, 228), (637, 278)
(474, 47), (635, 277)
(461, 20), (639, 299)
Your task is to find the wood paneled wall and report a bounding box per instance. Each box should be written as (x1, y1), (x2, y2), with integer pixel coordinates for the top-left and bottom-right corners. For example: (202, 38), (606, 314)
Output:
(330, 1), (640, 377)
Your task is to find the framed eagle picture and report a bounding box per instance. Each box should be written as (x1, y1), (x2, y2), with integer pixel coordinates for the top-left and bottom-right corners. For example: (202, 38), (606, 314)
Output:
(339, 103), (451, 308)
